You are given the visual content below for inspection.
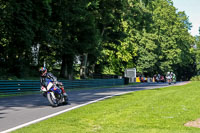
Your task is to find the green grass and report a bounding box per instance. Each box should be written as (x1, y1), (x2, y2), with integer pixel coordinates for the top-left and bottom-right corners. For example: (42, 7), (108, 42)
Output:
(12, 81), (200, 133)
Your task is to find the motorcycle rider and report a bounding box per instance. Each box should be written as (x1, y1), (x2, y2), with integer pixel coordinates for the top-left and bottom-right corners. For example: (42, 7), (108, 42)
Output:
(166, 72), (172, 84)
(171, 72), (176, 84)
(39, 67), (67, 97)
(156, 74), (161, 83)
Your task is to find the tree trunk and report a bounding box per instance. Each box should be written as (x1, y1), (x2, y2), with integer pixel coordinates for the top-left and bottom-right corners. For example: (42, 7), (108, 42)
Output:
(60, 54), (74, 80)
(80, 53), (88, 79)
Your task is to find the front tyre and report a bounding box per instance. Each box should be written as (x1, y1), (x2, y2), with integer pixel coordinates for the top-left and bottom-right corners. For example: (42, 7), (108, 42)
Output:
(47, 92), (58, 107)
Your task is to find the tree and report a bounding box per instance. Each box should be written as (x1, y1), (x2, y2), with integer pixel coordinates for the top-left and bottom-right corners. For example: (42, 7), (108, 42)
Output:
(1, 0), (35, 77)
(0, 0), (197, 80)
(49, 0), (101, 79)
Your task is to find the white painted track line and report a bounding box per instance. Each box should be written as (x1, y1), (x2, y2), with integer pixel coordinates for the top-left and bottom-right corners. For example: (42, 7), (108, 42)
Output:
(1, 91), (129, 133)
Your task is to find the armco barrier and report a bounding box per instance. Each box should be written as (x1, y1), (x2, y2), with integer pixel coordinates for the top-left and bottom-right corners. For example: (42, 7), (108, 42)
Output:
(0, 79), (124, 94)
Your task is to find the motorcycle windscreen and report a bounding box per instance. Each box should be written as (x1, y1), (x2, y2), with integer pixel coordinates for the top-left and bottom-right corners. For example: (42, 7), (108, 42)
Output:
(47, 82), (53, 90)
(44, 78), (52, 87)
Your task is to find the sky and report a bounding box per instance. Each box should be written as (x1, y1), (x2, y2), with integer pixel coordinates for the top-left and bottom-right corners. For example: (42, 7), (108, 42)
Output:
(172, 0), (200, 36)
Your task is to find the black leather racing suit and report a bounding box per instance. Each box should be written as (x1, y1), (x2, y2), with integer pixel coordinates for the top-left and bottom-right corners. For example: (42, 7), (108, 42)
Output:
(40, 72), (57, 88)
(40, 72), (66, 97)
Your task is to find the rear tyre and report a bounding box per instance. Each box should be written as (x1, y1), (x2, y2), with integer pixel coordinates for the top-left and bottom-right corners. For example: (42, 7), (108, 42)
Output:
(62, 95), (69, 105)
(47, 92), (58, 107)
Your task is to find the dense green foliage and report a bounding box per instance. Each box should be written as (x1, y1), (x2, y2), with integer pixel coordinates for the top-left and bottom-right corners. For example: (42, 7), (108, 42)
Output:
(0, 0), (199, 80)
(13, 82), (200, 133)
(190, 75), (200, 81)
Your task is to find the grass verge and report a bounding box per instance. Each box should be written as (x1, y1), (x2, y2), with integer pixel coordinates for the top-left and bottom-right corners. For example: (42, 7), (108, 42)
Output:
(12, 82), (200, 133)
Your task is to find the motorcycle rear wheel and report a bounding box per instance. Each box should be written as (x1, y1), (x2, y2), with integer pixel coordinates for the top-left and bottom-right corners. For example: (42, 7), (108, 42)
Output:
(62, 95), (69, 105)
(47, 92), (58, 107)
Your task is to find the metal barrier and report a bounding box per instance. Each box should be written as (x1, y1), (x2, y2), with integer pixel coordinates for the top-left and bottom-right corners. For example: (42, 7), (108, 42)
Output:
(0, 79), (124, 94)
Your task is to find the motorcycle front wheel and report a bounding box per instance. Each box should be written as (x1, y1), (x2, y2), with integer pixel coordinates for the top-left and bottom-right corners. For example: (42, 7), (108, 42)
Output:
(47, 92), (58, 107)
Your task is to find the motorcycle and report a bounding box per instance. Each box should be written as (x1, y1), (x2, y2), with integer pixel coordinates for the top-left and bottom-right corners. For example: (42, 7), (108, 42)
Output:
(166, 75), (172, 85)
(40, 79), (68, 107)
(172, 74), (176, 84)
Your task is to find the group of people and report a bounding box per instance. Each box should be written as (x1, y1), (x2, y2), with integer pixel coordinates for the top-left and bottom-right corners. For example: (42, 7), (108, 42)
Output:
(154, 74), (165, 82)
(154, 72), (176, 84)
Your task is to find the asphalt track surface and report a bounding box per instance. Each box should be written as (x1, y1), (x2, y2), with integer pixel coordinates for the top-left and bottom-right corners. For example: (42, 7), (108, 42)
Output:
(0, 82), (189, 132)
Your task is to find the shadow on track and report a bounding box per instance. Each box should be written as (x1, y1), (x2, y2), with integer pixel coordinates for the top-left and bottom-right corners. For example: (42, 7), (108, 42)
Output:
(0, 94), (49, 111)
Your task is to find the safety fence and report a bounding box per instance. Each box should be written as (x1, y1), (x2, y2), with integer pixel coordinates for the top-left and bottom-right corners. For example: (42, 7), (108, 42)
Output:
(0, 79), (124, 94)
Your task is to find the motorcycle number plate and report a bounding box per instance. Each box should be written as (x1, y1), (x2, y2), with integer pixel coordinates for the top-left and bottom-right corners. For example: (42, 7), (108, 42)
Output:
(41, 86), (47, 92)
(47, 82), (53, 90)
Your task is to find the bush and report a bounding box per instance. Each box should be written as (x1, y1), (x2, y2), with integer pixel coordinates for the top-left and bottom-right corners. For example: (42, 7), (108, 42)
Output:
(190, 75), (200, 81)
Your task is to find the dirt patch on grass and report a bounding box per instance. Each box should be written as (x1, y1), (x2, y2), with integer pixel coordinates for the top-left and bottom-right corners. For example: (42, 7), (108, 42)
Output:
(184, 118), (200, 128)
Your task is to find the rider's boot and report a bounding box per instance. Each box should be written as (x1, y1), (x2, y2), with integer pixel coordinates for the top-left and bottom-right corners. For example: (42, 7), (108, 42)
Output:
(63, 93), (67, 97)
(60, 87), (69, 104)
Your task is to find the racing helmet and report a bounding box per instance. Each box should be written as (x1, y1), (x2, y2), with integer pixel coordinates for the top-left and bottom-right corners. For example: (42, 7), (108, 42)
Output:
(39, 67), (47, 76)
